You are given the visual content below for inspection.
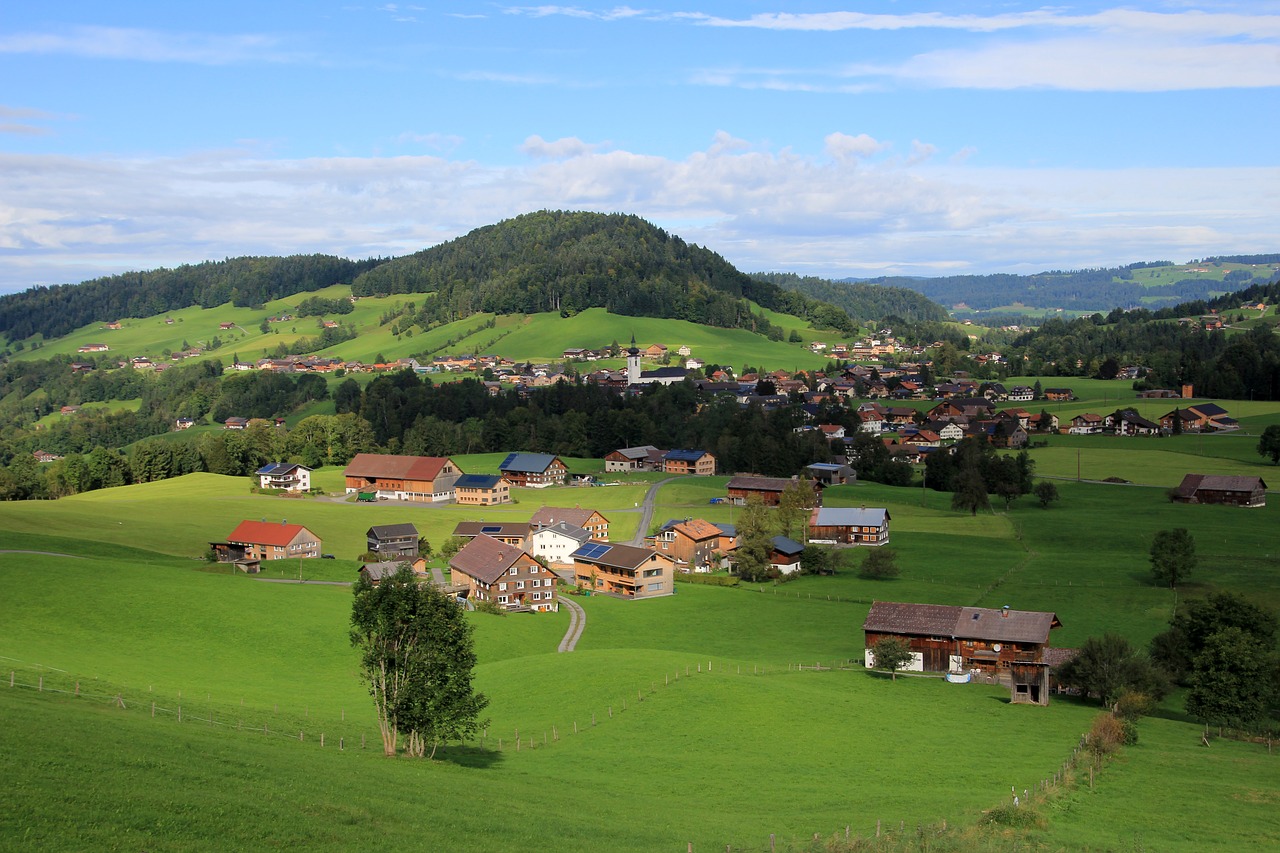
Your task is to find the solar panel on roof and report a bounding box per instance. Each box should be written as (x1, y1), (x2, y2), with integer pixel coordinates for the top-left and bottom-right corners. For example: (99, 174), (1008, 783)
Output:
(577, 542), (611, 560)
(481, 525), (502, 534)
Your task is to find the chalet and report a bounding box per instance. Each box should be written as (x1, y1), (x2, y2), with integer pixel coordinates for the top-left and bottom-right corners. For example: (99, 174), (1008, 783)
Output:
(174, 417), (196, 431)
(902, 430), (942, 448)
(769, 536), (805, 575)
(1172, 474), (1267, 508)
(1044, 388), (1074, 402)
(219, 321), (236, 330)
(449, 535), (557, 612)
(726, 475), (820, 507)
(70, 362), (96, 373)
(645, 517), (722, 573)
(256, 462), (312, 492)
(1138, 389), (1180, 399)
(805, 462), (855, 486)
(223, 417), (249, 430)
(357, 561), (425, 585)
(662, 449), (716, 476)
(1007, 386), (1035, 402)
(526, 521), (595, 567)
(529, 506), (610, 541)
(366, 523), (420, 558)
(498, 452), (567, 488)
(1068, 413), (1104, 434)
(643, 344), (667, 359)
(604, 446), (662, 472)
(32, 450), (64, 463)
(1108, 411), (1160, 436)
(77, 344), (110, 353)
(215, 520), (320, 562)
(451, 522), (530, 546)
(453, 473), (512, 505)
(808, 506), (890, 546)
(105, 321), (123, 330)
(570, 542), (674, 599)
(862, 601), (1063, 705)
(343, 454), (462, 502)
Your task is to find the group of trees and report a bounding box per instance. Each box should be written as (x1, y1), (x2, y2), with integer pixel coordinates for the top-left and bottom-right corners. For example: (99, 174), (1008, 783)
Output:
(1057, 592), (1279, 739)
(921, 438), (1036, 514)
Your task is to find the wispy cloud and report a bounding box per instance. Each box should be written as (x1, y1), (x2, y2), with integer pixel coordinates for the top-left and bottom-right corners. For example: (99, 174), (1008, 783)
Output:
(1, 138), (1274, 292)
(501, 6), (654, 21)
(0, 26), (307, 65)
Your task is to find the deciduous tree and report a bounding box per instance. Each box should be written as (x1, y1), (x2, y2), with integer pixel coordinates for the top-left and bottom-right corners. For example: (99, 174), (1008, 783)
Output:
(1149, 527), (1197, 588)
(1258, 424), (1280, 465)
(859, 547), (901, 580)
(1033, 481), (1059, 508)
(1186, 627), (1273, 735)
(350, 565), (488, 758)
(1053, 633), (1168, 706)
(870, 637), (913, 681)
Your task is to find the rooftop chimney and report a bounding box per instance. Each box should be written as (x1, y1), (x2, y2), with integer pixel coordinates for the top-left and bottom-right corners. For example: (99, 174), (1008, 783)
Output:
(1001, 605), (1010, 618)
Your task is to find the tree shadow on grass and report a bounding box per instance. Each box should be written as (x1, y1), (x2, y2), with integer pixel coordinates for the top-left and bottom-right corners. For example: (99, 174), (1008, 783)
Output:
(430, 744), (505, 769)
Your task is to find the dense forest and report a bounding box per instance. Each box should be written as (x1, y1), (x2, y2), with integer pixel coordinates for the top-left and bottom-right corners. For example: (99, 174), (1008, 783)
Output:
(852, 256), (1277, 313)
(0, 255), (382, 341)
(1006, 281), (1280, 400)
(0, 369), (840, 500)
(751, 272), (949, 324)
(350, 211), (858, 335)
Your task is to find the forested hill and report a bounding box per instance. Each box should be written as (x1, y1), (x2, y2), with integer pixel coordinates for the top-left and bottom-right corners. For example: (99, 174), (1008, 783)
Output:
(752, 272), (949, 324)
(0, 255), (381, 342)
(850, 256), (1278, 313)
(351, 211), (856, 334)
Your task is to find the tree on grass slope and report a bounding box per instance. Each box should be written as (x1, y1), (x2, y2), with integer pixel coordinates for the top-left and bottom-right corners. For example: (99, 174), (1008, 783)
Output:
(859, 547), (901, 580)
(1186, 627), (1275, 736)
(1150, 592), (1278, 684)
(1150, 528), (1197, 588)
(1258, 424), (1280, 465)
(733, 494), (774, 582)
(1053, 633), (1169, 707)
(350, 564), (488, 758)
(870, 637), (913, 681)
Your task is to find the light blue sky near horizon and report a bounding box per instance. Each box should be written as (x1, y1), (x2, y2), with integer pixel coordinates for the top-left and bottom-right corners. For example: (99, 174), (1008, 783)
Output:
(2, 1), (1278, 294)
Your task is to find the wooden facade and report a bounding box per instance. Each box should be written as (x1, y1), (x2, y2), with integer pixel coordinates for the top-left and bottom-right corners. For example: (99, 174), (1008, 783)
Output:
(571, 542), (674, 599)
(343, 454), (462, 502)
(1172, 474), (1267, 508)
(726, 475), (821, 507)
(862, 601), (1062, 705)
(449, 535), (558, 613)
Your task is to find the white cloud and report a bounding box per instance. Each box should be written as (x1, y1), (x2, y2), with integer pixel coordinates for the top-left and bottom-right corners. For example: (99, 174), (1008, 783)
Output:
(520, 135), (600, 159)
(501, 6), (653, 22)
(0, 26), (305, 65)
(0, 142), (1275, 292)
(824, 132), (888, 163)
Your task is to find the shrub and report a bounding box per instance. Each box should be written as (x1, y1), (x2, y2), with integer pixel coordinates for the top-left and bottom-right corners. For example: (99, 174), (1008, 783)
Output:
(674, 573), (739, 587)
(1087, 712), (1126, 756)
(474, 599), (507, 616)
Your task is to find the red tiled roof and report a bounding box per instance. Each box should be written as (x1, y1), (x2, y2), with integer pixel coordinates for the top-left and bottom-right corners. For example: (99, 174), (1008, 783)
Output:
(343, 453), (455, 482)
(227, 520), (313, 547)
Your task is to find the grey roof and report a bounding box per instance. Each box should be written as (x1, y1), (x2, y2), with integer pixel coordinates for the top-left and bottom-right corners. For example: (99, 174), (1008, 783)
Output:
(367, 523), (419, 539)
(452, 521), (530, 539)
(811, 507), (889, 527)
(499, 452), (561, 473)
(571, 541), (666, 571)
(727, 475), (802, 493)
(863, 601), (1060, 645)
(359, 561), (413, 582)
(1176, 474), (1266, 496)
(454, 474), (505, 490)
(530, 521), (593, 544)
(770, 536), (805, 557)
(612, 445), (660, 460)
(529, 507), (604, 529)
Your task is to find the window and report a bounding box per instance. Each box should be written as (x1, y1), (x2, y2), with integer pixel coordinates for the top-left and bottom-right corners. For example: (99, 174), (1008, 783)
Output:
(499, 583), (506, 591)
(647, 582), (664, 591)
(516, 581), (525, 589)
(498, 596), (508, 604)
(509, 567), (517, 576)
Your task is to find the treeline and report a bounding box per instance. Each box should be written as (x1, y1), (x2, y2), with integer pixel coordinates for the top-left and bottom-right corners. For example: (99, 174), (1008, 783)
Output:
(1006, 280), (1280, 399)
(0, 255), (380, 341)
(753, 271), (950, 325)
(858, 263), (1274, 313)
(350, 211), (856, 336)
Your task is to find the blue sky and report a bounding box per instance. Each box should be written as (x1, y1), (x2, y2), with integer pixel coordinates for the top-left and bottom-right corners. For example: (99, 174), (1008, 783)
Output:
(2, 2), (1278, 294)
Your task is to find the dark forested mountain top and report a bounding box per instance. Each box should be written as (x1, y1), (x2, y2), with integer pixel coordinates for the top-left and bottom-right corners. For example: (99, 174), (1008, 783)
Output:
(0, 211), (864, 344)
(752, 272), (949, 324)
(0, 255), (382, 342)
(846, 254), (1279, 314)
(351, 211), (857, 334)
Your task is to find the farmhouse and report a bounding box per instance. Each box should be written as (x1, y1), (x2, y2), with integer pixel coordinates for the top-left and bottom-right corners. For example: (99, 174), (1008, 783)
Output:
(215, 520), (321, 562)
(1172, 474), (1267, 508)
(862, 601), (1062, 705)
(805, 462), (856, 487)
(451, 521), (530, 546)
(453, 473), (512, 505)
(769, 536), (805, 575)
(571, 541), (674, 599)
(366, 523), (420, 558)
(449, 535), (558, 612)
(604, 445), (663, 472)
(645, 517), (722, 572)
(808, 506), (890, 546)
(357, 561), (424, 585)
(343, 453), (463, 502)
(726, 475), (821, 507)
(498, 452), (567, 488)
(662, 449), (716, 476)
(1043, 388), (1074, 402)
(529, 506), (610, 541)
(77, 344), (110, 353)
(525, 521), (595, 567)
(255, 462), (312, 492)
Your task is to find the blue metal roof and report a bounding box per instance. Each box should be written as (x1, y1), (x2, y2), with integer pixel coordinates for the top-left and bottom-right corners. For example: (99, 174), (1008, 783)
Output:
(664, 449), (708, 462)
(454, 474), (502, 490)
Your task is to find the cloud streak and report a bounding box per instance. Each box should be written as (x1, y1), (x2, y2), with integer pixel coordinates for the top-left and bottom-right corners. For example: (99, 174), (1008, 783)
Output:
(0, 26), (307, 65)
(0, 138), (1274, 292)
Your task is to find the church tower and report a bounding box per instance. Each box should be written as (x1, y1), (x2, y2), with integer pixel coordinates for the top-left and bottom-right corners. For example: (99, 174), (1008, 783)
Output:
(626, 334), (641, 385)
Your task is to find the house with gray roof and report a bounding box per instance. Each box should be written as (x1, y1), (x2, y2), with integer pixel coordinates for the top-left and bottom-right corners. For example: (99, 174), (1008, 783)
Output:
(1172, 474), (1267, 507)
(498, 452), (567, 488)
(366, 523), (419, 558)
(808, 506), (890, 546)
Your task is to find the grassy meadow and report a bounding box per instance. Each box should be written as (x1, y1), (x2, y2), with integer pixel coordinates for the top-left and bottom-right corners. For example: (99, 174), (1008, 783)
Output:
(2, 458), (1279, 850)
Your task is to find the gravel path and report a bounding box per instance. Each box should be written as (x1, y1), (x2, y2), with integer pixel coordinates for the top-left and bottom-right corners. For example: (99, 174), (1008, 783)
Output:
(557, 596), (587, 653)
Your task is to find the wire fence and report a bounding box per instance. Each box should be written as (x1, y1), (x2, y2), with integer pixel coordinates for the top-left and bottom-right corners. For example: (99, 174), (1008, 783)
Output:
(6, 656), (1102, 851)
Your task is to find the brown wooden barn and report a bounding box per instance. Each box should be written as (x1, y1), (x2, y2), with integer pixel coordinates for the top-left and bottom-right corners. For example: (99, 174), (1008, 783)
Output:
(1172, 474), (1267, 508)
(862, 601), (1063, 705)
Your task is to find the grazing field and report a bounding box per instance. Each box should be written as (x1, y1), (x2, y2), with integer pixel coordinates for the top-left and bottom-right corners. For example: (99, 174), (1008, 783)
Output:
(1, 462), (1278, 850)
